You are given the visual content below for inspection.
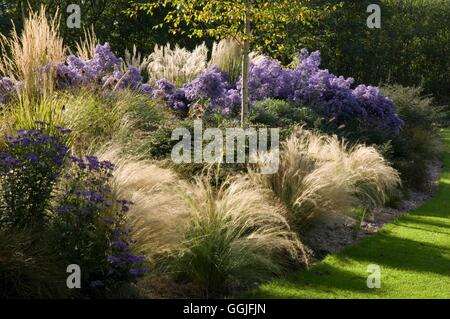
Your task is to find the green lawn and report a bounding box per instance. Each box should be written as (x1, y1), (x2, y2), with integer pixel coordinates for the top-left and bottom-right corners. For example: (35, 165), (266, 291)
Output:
(246, 129), (450, 299)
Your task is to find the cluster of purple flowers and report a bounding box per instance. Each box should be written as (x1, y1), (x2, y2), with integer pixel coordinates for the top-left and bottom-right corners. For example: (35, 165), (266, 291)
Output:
(57, 153), (147, 290)
(152, 67), (241, 115)
(107, 222), (148, 283)
(102, 67), (152, 93)
(239, 49), (404, 134)
(148, 50), (402, 133)
(56, 44), (241, 115)
(152, 79), (189, 112)
(0, 122), (70, 173)
(0, 122), (71, 228)
(0, 121), (147, 292)
(0, 77), (21, 104)
(56, 43), (120, 87)
(52, 43), (402, 134)
(56, 43), (154, 95)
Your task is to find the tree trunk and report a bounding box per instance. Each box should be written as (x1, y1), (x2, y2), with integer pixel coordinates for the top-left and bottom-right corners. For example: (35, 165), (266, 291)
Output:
(241, 0), (251, 127)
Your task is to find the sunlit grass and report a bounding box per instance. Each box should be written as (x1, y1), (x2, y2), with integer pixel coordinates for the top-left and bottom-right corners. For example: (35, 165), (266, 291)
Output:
(243, 129), (450, 299)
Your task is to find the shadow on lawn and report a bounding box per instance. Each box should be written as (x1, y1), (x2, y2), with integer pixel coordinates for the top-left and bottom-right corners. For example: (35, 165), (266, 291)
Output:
(335, 233), (450, 277)
(256, 264), (385, 298)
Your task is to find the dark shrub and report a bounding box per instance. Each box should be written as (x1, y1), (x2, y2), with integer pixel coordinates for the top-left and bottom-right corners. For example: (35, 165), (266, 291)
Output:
(381, 85), (445, 190)
(53, 155), (147, 296)
(0, 122), (69, 229)
(0, 228), (69, 298)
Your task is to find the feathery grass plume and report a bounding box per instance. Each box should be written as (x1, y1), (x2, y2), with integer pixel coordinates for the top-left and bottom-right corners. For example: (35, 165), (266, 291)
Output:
(147, 43), (208, 87)
(255, 126), (401, 228)
(210, 38), (242, 84)
(103, 149), (305, 296)
(0, 5), (66, 99)
(172, 175), (305, 296)
(100, 147), (187, 260)
(75, 26), (97, 61)
(249, 52), (267, 66)
(122, 45), (150, 74)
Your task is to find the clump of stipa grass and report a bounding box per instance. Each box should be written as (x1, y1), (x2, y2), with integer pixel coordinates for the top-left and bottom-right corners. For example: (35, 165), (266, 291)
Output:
(102, 148), (187, 261)
(255, 127), (401, 228)
(0, 5), (66, 99)
(103, 150), (305, 297)
(172, 175), (305, 296)
(147, 43), (208, 87)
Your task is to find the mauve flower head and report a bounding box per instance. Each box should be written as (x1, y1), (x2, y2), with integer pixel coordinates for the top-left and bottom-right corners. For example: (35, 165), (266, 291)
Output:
(0, 152), (20, 170)
(183, 66), (228, 101)
(101, 160), (115, 171)
(140, 83), (153, 94)
(155, 79), (176, 95)
(80, 190), (106, 203)
(93, 43), (122, 71)
(56, 43), (122, 89)
(107, 255), (122, 265)
(129, 267), (148, 277)
(0, 77), (20, 104)
(85, 156), (101, 171)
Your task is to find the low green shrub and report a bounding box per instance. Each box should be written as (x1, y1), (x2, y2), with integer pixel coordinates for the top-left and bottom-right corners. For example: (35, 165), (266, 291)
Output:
(0, 122), (69, 229)
(250, 99), (324, 138)
(52, 155), (147, 296)
(62, 89), (175, 155)
(381, 85), (445, 190)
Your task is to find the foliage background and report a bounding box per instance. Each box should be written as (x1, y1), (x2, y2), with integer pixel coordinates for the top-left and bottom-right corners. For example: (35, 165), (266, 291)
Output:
(1, 0), (448, 103)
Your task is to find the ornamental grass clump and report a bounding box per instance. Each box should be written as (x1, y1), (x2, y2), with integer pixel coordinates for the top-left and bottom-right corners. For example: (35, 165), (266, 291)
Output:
(62, 89), (174, 155)
(75, 26), (98, 61)
(256, 127), (400, 228)
(0, 5), (66, 99)
(172, 176), (305, 296)
(210, 38), (242, 84)
(4, 95), (67, 134)
(147, 43), (209, 87)
(0, 228), (69, 298)
(103, 149), (185, 261)
(106, 151), (305, 296)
